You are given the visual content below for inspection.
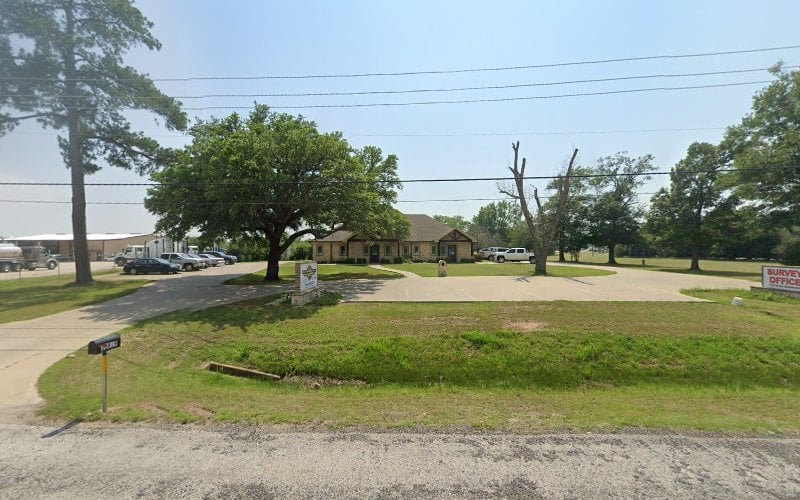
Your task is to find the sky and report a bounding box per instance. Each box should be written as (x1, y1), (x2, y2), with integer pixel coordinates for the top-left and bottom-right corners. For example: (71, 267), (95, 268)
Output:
(1, 0), (799, 238)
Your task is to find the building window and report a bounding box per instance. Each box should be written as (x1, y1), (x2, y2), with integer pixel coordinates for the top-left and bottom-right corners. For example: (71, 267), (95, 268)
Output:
(316, 244), (323, 256)
(340, 245), (346, 256)
(413, 245), (420, 255)
(384, 244), (392, 256)
(432, 244), (437, 255)
(403, 244), (409, 256)
(363, 244), (369, 256)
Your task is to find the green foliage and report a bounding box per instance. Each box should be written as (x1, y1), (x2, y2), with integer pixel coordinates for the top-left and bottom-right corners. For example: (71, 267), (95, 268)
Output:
(776, 227), (800, 265)
(587, 152), (654, 264)
(547, 165), (594, 261)
(288, 241), (312, 261)
(145, 105), (407, 281)
(0, 0), (186, 283)
(469, 201), (522, 247)
(644, 143), (729, 270)
(459, 257), (475, 263)
(432, 215), (470, 233)
(722, 66), (800, 227)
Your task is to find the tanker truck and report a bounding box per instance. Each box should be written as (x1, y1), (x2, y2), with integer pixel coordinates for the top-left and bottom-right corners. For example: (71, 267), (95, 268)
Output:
(0, 243), (24, 272)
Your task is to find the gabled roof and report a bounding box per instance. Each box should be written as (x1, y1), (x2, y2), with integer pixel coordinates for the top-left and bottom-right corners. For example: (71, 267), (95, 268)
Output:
(406, 214), (465, 241)
(317, 230), (354, 242)
(315, 214), (473, 242)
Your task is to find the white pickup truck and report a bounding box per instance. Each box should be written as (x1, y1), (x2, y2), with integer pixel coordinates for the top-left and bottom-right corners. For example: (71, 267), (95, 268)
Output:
(495, 248), (535, 263)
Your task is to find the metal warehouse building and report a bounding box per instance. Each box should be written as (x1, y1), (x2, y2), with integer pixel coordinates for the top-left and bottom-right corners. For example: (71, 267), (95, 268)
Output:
(8, 233), (155, 261)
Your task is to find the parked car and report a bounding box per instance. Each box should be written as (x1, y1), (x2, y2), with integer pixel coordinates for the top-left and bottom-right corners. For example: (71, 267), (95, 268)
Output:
(50, 254), (71, 262)
(187, 253), (210, 269)
(478, 247), (509, 261)
(159, 252), (204, 271)
(199, 253), (225, 267)
(204, 250), (237, 265)
(495, 248), (535, 263)
(123, 258), (180, 275)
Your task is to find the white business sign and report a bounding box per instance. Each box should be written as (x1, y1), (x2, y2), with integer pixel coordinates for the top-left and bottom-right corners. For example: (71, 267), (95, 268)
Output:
(762, 266), (800, 293)
(299, 262), (318, 292)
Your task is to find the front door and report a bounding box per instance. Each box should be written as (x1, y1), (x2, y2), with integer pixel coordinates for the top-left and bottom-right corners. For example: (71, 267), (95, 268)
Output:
(369, 245), (380, 263)
(448, 245), (457, 263)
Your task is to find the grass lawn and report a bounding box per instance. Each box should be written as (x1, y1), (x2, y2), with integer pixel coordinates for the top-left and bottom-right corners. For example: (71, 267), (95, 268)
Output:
(0, 275), (148, 324)
(39, 288), (800, 433)
(226, 263), (402, 285)
(558, 253), (769, 280)
(384, 262), (615, 278)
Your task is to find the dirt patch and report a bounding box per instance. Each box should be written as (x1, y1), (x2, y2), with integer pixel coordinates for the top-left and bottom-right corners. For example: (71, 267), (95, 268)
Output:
(504, 320), (548, 332)
(281, 375), (368, 388)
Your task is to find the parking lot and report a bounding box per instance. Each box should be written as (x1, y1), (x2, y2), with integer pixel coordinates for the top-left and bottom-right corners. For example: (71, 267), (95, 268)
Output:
(0, 260), (245, 281)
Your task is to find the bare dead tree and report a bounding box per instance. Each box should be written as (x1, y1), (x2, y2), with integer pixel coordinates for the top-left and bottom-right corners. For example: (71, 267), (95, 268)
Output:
(499, 142), (579, 275)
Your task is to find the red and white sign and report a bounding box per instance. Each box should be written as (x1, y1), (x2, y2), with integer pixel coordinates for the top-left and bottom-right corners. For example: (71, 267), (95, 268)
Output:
(762, 266), (800, 292)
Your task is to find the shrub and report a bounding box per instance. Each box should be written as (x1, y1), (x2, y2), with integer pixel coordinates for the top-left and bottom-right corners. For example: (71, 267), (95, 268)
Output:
(473, 253), (483, 262)
(342, 257), (355, 264)
(379, 257), (391, 264)
(776, 228), (800, 265)
(393, 256), (404, 264)
(354, 257), (366, 264)
(460, 257), (475, 264)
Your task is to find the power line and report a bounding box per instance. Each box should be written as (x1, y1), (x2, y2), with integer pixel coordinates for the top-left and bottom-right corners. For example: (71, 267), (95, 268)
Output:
(0, 193), (666, 206)
(0, 165), (797, 187)
(177, 80), (773, 110)
(2, 126), (728, 138)
(3, 44), (797, 82)
(5, 65), (790, 100)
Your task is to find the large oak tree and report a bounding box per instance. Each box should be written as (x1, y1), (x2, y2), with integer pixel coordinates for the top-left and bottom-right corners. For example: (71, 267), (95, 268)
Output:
(645, 142), (731, 270)
(145, 105), (408, 281)
(0, 0), (186, 283)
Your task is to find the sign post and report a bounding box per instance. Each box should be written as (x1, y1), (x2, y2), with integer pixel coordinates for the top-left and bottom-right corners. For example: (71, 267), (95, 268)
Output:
(87, 334), (121, 413)
(292, 261), (320, 305)
(758, 265), (800, 298)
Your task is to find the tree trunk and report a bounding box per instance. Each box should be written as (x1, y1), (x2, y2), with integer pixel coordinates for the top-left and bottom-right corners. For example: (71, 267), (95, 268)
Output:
(64, 0), (92, 284)
(690, 249), (701, 271)
(558, 245), (566, 262)
(608, 243), (617, 265)
(265, 235), (282, 281)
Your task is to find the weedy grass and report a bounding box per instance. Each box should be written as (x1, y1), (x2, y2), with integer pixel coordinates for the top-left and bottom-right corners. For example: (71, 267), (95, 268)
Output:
(38, 289), (800, 432)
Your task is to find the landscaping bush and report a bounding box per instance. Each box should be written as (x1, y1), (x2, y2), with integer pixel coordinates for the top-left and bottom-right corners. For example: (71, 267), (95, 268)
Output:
(379, 257), (391, 264)
(473, 253), (483, 262)
(354, 257), (366, 264)
(393, 257), (404, 264)
(342, 257), (355, 264)
(460, 257), (475, 263)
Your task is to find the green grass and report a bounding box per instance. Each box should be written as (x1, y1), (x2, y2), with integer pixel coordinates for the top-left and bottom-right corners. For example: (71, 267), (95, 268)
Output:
(559, 253), (769, 280)
(0, 275), (148, 324)
(225, 263), (402, 285)
(38, 289), (800, 432)
(384, 262), (615, 278)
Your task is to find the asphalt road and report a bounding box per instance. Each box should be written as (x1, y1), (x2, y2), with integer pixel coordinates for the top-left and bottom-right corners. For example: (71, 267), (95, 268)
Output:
(1, 424), (798, 498)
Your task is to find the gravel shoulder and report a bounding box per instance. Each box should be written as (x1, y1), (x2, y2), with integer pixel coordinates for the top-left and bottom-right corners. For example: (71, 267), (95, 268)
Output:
(1, 423), (798, 498)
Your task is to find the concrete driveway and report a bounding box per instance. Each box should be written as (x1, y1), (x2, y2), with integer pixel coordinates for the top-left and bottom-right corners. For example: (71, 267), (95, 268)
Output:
(326, 263), (755, 302)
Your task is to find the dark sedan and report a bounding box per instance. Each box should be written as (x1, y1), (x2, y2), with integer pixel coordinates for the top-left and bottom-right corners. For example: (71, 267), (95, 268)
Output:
(122, 258), (180, 275)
